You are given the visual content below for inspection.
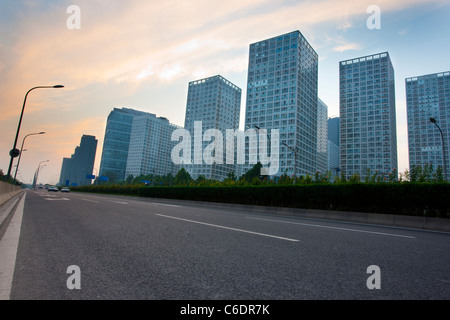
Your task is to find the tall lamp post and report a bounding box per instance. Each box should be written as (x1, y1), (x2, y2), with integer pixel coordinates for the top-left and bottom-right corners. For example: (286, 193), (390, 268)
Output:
(255, 125), (273, 177)
(13, 132), (46, 181)
(430, 117), (447, 181)
(7, 85), (64, 179)
(254, 125), (271, 144)
(282, 142), (298, 178)
(33, 160), (49, 189)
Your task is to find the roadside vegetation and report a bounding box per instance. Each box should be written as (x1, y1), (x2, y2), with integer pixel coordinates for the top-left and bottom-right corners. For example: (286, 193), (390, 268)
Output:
(72, 163), (449, 219)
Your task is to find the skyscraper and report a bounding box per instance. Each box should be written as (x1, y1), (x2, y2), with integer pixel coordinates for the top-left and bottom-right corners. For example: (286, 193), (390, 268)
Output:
(99, 108), (151, 182)
(317, 98), (328, 174)
(328, 117), (340, 146)
(406, 71), (450, 180)
(184, 75), (242, 181)
(339, 52), (397, 179)
(59, 135), (97, 186)
(59, 157), (72, 186)
(244, 30), (319, 177)
(327, 117), (340, 173)
(125, 113), (180, 178)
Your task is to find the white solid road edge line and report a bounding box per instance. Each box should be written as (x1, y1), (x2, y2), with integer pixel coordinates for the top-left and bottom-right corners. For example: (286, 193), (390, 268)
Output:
(0, 193), (26, 300)
(155, 213), (299, 242)
(246, 216), (416, 239)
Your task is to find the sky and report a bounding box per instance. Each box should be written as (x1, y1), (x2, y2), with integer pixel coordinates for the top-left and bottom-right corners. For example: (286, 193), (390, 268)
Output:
(0, 0), (449, 185)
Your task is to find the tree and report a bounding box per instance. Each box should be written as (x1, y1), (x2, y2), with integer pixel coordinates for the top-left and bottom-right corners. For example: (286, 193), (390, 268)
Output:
(195, 175), (206, 184)
(174, 168), (193, 186)
(227, 171), (237, 182)
(240, 162), (263, 183)
(164, 173), (174, 186)
(126, 174), (134, 184)
(434, 166), (444, 182)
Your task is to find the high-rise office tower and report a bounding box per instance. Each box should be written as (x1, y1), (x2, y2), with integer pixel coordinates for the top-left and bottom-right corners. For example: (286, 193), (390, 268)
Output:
(339, 52), (397, 179)
(328, 117), (340, 146)
(59, 157), (72, 186)
(244, 30), (319, 177)
(406, 71), (450, 180)
(59, 135), (97, 186)
(327, 117), (340, 172)
(184, 75), (242, 180)
(125, 114), (180, 178)
(317, 98), (328, 174)
(99, 107), (153, 182)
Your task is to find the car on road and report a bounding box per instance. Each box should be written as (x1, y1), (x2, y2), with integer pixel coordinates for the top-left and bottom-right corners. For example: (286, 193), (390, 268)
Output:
(61, 187), (70, 193)
(48, 186), (59, 192)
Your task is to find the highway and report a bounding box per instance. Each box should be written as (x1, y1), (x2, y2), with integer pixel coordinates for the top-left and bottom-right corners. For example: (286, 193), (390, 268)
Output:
(2, 189), (449, 300)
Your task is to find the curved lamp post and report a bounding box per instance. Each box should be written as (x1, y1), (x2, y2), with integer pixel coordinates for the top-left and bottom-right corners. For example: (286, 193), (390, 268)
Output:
(282, 142), (299, 178)
(254, 125), (271, 144)
(33, 160), (49, 189)
(255, 125), (274, 178)
(430, 117), (447, 181)
(13, 132), (46, 181)
(7, 85), (64, 179)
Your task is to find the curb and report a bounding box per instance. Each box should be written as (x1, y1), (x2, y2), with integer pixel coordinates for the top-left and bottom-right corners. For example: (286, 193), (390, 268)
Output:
(0, 190), (23, 208)
(0, 191), (24, 229)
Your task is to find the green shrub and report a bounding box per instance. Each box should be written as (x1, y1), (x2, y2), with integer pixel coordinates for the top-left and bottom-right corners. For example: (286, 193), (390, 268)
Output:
(72, 183), (450, 218)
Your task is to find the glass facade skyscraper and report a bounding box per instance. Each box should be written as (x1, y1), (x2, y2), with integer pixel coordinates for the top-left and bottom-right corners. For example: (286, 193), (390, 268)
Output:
(339, 52), (397, 179)
(317, 98), (328, 174)
(99, 108), (152, 182)
(184, 75), (242, 180)
(59, 135), (97, 186)
(244, 30), (319, 177)
(126, 114), (180, 178)
(327, 117), (340, 173)
(328, 117), (340, 146)
(406, 71), (450, 180)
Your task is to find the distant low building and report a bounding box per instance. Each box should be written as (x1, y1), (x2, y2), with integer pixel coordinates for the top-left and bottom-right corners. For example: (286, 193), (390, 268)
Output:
(59, 135), (97, 186)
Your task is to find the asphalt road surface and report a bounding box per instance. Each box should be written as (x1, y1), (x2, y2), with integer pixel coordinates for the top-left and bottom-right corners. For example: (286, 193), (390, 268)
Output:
(3, 189), (450, 300)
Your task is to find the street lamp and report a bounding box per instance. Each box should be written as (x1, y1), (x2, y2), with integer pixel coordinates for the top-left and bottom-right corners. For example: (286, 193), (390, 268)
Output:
(7, 85), (64, 179)
(255, 125), (273, 178)
(282, 142), (298, 178)
(254, 125), (271, 144)
(13, 132), (46, 181)
(430, 117), (447, 181)
(254, 125), (272, 155)
(33, 160), (49, 189)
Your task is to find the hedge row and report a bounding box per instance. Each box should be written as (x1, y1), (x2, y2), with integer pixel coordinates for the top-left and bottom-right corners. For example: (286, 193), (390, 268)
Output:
(71, 183), (450, 218)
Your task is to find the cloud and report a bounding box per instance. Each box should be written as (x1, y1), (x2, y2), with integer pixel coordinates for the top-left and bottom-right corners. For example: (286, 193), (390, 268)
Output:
(1, 0), (444, 182)
(398, 28), (408, 36)
(337, 20), (354, 31)
(1, 0), (437, 100)
(333, 43), (362, 52)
